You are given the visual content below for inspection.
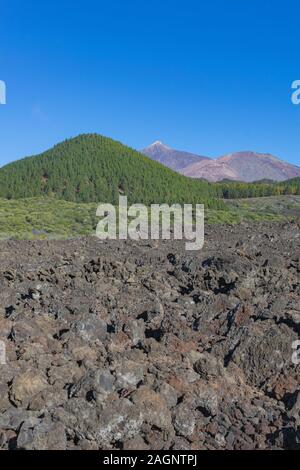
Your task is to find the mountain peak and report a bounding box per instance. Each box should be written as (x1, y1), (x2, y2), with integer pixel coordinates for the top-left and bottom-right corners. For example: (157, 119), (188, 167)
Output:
(149, 140), (168, 148)
(141, 142), (210, 172)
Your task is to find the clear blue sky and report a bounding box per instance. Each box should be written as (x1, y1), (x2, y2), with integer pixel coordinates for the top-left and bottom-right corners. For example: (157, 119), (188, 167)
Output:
(0, 0), (299, 166)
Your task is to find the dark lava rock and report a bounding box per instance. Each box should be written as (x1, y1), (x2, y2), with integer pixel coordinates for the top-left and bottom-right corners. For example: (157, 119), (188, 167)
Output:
(0, 220), (299, 450)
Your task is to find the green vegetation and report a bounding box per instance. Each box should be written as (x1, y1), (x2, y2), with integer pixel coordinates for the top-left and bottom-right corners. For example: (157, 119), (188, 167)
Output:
(216, 177), (300, 199)
(206, 194), (300, 224)
(225, 194), (300, 218)
(0, 133), (299, 239)
(1, 195), (298, 240)
(0, 134), (224, 209)
(0, 198), (98, 240)
(205, 209), (281, 225)
(0, 133), (298, 210)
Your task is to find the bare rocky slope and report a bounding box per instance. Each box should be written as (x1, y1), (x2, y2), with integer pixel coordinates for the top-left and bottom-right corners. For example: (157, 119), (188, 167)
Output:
(141, 141), (210, 172)
(182, 151), (300, 182)
(141, 143), (300, 182)
(0, 220), (300, 450)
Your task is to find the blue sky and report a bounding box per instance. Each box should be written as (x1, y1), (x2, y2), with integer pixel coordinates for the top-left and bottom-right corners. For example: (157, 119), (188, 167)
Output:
(0, 0), (299, 166)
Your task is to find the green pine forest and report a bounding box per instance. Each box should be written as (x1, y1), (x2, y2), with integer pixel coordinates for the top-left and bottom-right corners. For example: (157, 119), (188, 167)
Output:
(0, 134), (224, 208)
(0, 134), (299, 238)
(216, 177), (300, 199)
(0, 134), (299, 207)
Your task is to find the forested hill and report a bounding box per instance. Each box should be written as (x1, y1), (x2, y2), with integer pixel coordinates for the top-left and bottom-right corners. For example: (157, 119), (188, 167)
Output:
(0, 134), (224, 208)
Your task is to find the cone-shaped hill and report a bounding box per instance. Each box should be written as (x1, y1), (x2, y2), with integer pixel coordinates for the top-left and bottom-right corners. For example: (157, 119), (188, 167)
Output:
(0, 134), (224, 208)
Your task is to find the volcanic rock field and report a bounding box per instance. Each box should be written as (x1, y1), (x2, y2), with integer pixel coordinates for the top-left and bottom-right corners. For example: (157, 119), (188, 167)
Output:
(0, 220), (300, 450)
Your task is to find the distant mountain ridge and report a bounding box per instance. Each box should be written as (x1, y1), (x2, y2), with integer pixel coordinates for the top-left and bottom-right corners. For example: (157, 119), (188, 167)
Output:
(141, 141), (210, 171)
(141, 143), (300, 182)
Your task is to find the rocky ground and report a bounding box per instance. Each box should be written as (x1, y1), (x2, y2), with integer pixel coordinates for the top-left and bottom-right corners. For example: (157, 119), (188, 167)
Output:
(0, 220), (300, 450)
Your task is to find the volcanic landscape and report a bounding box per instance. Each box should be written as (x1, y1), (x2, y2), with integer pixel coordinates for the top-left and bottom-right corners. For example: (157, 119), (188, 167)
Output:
(0, 220), (299, 450)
